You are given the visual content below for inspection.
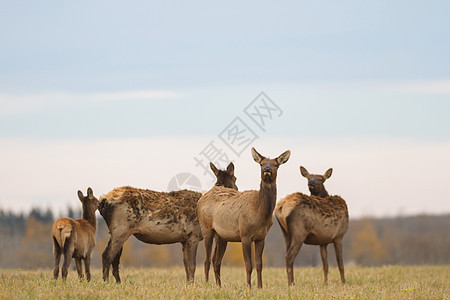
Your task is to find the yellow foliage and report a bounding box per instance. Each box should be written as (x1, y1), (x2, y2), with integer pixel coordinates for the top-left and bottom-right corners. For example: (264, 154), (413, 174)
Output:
(351, 219), (387, 265)
(223, 242), (244, 266)
(222, 242), (267, 267)
(20, 216), (53, 267)
(143, 245), (171, 266)
(96, 237), (108, 258)
(24, 216), (51, 241)
(120, 240), (133, 266)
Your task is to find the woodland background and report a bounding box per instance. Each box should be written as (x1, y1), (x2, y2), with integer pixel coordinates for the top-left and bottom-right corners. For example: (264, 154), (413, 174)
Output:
(1, 208), (448, 269)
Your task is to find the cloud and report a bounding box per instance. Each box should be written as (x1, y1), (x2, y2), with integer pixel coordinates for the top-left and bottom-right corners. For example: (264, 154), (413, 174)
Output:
(382, 79), (450, 94)
(91, 90), (184, 101)
(0, 90), (184, 115)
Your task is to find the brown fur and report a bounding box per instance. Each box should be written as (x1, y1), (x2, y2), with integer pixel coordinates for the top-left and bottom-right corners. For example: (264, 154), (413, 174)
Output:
(210, 162), (238, 190)
(52, 188), (98, 281)
(101, 187), (199, 222)
(198, 147), (290, 288)
(275, 178), (349, 285)
(99, 163), (237, 284)
(203, 162), (239, 283)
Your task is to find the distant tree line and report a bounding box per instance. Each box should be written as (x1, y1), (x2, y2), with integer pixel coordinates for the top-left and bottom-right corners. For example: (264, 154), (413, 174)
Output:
(0, 208), (449, 269)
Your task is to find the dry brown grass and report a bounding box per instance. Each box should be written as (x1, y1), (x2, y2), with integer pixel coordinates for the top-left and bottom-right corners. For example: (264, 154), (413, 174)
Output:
(0, 265), (448, 299)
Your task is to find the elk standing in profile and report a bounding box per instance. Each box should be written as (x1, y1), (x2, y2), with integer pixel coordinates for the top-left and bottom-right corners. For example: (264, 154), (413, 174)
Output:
(275, 166), (348, 285)
(198, 148), (290, 288)
(99, 162), (237, 284)
(52, 187), (98, 281)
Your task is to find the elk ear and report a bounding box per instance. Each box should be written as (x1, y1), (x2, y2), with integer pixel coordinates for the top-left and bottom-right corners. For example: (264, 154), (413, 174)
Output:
(300, 166), (310, 178)
(324, 168), (333, 179)
(77, 190), (84, 201)
(276, 150), (291, 165)
(87, 187), (93, 197)
(210, 162), (219, 176)
(251, 147), (264, 163)
(226, 162), (235, 176)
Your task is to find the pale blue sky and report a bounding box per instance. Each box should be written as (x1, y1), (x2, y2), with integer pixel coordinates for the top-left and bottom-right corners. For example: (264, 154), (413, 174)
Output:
(1, 94), (449, 140)
(0, 1), (449, 215)
(1, 1), (448, 90)
(1, 1), (449, 140)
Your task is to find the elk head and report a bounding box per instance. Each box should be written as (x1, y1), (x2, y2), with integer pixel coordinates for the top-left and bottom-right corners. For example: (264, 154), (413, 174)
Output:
(300, 166), (332, 197)
(78, 187), (99, 213)
(252, 147), (290, 183)
(210, 162), (238, 190)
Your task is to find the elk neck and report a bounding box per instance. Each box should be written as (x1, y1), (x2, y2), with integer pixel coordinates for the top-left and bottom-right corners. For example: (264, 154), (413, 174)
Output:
(259, 180), (277, 219)
(318, 186), (329, 198)
(82, 205), (97, 231)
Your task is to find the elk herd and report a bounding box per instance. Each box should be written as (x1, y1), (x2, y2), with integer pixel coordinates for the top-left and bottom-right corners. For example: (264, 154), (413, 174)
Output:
(52, 147), (349, 288)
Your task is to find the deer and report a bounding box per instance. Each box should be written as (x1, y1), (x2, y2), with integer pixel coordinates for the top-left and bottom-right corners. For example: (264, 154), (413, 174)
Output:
(203, 162), (238, 282)
(210, 162), (238, 191)
(197, 147), (291, 288)
(99, 162), (237, 284)
(275, 166), (349, 286)
(52, 187), (98, 281)
(300, 166), (333, 198)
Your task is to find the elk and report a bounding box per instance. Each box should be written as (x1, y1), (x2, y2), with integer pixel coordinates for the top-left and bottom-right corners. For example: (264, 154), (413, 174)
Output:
(210, 162), (238, 191)
(198, 147), (290, 288)
(52, 187), (98, 281)
(99, 162), (237, 284)
(275, 166), (348, 286)
(300, 166), (332, 198)
(204, 162), (238, 282)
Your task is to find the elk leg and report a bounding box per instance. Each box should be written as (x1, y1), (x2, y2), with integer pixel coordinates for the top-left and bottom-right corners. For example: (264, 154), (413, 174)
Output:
(203, 230), (214, 282)
(319, 244), (328, 284)
(333, 239), (345, 284)
(241, 238), (253, 288)
(212, 236), (227, 287)
(189, 241), (199, 284)
(53, 237), (62, 279)
(254, 239), (265, 289)
(102, 239), (112, 281)
(75, 257), (83, 280)
(84, 251), (92, 282)
(112, 247), (123, 283)
(62, 237), (74, 280)
(182, 239), (199, 284)
(285, 239), (303, 286)
(102, 230), (131, 283)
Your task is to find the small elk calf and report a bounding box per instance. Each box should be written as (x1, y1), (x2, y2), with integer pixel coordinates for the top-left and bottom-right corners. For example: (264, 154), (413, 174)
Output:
(52, 187), (98, 281)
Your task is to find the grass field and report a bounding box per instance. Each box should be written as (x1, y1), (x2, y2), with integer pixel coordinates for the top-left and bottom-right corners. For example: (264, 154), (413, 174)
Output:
(0, 266), (448, 299)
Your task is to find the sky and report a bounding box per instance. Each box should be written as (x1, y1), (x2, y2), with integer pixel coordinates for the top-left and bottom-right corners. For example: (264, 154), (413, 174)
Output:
(0, 1), (449, 218)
